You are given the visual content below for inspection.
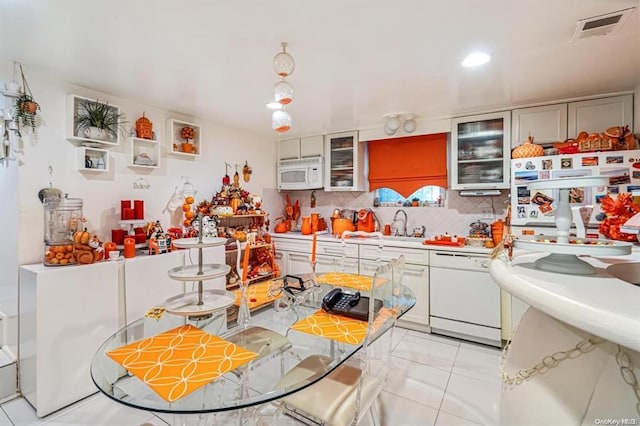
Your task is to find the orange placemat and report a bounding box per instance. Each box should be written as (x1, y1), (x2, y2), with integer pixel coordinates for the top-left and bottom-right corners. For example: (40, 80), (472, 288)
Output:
(315, 272), (374, 291)
(233, 280), (282, 309)
(106, 325), (257, 402)
(290, 308), (394, 345)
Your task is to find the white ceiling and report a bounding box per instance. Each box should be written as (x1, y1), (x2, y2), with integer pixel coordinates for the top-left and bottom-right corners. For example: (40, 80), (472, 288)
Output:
(1, 0), (639, 138)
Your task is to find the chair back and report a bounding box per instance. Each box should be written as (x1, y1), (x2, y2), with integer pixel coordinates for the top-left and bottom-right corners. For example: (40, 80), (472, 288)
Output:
(352, 254), (405, 422)
(339, 230), (384, 271)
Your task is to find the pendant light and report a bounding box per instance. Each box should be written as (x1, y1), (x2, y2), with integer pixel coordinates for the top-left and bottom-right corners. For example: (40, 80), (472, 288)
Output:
(274, 80), (293, 105)
(273, 42), (295, 77)
(271, 42), (295, 133)
(272, 109), (292, 133)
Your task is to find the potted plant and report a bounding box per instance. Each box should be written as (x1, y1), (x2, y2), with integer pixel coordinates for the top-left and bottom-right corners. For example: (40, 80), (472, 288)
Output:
(75, 99), (126, 141)
(15, 93), (40, 132)
(13, 63), (40, 133)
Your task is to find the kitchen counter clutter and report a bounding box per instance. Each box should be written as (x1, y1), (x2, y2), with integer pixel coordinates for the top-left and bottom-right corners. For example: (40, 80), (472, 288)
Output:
(271, 233), (500, 345)
(489, 251), (640, 423)
(272, 231), (492, 254)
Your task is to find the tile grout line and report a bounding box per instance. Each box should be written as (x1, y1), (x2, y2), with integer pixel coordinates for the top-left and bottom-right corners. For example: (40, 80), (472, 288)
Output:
(434, 344), (460, 425)
(1, 405), (15, 426)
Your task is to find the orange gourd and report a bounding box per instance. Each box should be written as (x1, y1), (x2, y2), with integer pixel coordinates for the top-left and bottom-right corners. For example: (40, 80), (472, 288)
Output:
(512, 136), (544, 159)
(230, 197), (242, 214)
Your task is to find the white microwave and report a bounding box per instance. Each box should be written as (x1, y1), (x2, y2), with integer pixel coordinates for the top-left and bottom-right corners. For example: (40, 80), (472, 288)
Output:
(277, 157), (324, 190)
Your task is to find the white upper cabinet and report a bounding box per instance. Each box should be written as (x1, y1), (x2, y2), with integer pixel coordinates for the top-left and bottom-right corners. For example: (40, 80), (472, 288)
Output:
(324, 131), (366, 192)
(278, 138), (300, 160)
(450, 111), (511, 190)
(278, 135), (324, 161)
(511, 104), (568, 148)
(300, 135), (324, 158)
(568, 94), (633, 136)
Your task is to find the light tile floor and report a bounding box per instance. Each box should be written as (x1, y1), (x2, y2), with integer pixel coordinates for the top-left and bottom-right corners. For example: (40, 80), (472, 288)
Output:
(0, 328), (502, 426)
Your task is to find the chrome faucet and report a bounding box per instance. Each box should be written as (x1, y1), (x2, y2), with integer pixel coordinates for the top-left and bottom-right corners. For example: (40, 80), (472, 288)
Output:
(393, 209), (408, 237)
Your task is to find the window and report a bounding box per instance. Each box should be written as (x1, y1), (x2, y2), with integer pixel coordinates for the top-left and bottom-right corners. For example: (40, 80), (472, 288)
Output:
(375, 186), (445, 207)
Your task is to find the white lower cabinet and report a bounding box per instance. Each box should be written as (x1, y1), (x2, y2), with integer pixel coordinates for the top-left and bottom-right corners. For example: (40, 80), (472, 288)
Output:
(287, 252), (358, 275)
(19, 262), (120, 417)
(272, 237), (359, 276)
(17, 250), (224, 417)
(359, 244), (430, 331)
(359, 258), (429, 331)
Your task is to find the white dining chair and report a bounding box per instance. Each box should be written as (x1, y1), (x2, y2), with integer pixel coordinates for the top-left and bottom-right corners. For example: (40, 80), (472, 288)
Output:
(271, 255), (406, 426)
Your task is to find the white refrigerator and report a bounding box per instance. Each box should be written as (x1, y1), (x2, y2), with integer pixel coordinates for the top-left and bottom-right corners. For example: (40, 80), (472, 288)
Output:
(510, 149), (640, 235)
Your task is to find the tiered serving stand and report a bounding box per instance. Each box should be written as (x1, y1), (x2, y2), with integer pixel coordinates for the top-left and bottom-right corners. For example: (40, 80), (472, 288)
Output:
(514, 176), (632, 275)
(163, 217), (233, 320)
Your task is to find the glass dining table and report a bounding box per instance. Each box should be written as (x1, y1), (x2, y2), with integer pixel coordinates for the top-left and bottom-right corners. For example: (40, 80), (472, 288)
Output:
(90, 279), (416, 424)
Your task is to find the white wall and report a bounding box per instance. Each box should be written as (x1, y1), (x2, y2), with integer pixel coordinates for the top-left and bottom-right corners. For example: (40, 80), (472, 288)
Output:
(635, 83), (640, 134)
(0, 64), (278, 355)
(13, 70), (278, 265)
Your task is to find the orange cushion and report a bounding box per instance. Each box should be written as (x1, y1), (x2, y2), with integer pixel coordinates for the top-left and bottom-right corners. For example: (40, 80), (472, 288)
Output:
(290, 309), (394, 345)
(106, 324), (257, 402)
(233, 280), (282, 309)
(315, 273), (374, 291)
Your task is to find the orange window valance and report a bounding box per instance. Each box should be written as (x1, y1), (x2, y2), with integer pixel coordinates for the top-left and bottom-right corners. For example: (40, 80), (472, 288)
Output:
(367, 133), (448, 198)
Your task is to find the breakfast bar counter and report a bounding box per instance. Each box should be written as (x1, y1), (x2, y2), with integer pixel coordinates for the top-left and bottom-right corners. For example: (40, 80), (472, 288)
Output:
(489, 251), (640, 424)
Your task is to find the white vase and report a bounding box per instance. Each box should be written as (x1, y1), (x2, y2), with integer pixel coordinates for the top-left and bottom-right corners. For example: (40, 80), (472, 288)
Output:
(83, 126), (108, 141)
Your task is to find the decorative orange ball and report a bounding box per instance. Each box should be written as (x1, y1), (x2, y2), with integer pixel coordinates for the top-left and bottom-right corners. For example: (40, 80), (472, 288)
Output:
(185, 196), (195, 204)
(182, 203), (191, 212)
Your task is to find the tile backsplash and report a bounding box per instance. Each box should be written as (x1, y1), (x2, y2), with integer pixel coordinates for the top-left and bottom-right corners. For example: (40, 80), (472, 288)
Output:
(264, 188), (508, 237)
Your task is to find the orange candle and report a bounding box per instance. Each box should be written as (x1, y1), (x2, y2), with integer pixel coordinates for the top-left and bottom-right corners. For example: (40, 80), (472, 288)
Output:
(242, 243), (250, 282)
(123, 237), (136, 258)
(311, 233), (317, 263)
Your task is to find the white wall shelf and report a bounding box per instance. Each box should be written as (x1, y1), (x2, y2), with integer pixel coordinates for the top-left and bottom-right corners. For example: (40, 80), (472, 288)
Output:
(77, 147), (109, 172)
(66, 94), (122, 147)
(129, 137), (160, 169)
(166, 119), (201, 157)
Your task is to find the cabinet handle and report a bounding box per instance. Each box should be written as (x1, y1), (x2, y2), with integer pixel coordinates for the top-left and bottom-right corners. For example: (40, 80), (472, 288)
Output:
(274, 253), (283, 260)
(405, 266), (426, 276)
(289, 253), (309, 261)
(323, 249), (344, 256)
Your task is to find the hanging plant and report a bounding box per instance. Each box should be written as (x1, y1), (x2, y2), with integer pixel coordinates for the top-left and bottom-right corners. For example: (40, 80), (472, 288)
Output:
(14, 62), (40, 132)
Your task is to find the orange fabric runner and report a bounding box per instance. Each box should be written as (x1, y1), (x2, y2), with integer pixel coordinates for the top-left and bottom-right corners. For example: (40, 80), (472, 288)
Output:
(315, 272), (374, 291)
(290, 308), (394, 345)
(106, 325), (257, 402)
(233, 280), (282, 309)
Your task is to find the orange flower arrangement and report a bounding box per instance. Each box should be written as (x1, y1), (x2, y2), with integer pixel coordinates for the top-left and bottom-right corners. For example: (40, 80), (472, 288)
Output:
(598, 193), (640, 242)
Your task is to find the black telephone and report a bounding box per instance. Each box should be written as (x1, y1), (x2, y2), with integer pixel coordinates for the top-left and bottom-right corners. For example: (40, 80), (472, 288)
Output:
(321, 288), (383, 321)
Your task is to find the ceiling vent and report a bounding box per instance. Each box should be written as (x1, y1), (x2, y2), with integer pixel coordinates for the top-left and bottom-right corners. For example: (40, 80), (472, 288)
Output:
(571, 7), (635, 41)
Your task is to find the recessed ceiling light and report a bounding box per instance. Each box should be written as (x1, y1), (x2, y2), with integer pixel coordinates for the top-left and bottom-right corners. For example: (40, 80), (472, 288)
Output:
(461, 52), (492, 67)
(266, 102), (283, 110)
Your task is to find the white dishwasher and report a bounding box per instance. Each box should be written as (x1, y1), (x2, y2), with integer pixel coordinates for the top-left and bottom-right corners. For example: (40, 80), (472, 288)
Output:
(429, 250), (501, 347)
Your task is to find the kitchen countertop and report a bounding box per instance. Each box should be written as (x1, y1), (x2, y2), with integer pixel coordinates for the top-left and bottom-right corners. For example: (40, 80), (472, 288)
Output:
(489, 251), (640, 351)
(270, 232), (492, 255)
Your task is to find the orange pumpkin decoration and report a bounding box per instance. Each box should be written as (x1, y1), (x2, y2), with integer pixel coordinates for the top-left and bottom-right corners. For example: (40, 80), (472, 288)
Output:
(73, 229), (91, 245)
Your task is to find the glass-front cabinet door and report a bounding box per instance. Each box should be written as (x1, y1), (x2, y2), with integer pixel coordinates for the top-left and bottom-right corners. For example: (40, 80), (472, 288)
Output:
(450, 111), (511, 190)
(324, 131), (366, 191)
